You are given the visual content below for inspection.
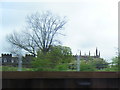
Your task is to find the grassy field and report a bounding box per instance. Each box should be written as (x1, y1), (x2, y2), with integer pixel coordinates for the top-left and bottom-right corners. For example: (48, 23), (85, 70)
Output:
(0, 66), (76, 71)
(0, 66), (118, 71)
(0, 66), (34, 71)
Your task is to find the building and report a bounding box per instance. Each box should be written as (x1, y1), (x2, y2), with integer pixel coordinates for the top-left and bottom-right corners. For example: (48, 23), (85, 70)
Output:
(70, 48), (108, 70)
(73, 48), (101, 60)
(1, 54), (34, 67)
(1, 48), (108, 70)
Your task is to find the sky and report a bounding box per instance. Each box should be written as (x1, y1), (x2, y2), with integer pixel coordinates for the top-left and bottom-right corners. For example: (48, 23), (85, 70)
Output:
(0, 0), (119, 62)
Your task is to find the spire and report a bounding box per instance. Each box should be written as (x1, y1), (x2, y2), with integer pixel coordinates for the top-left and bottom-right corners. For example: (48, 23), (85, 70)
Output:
(96, 47), (98, 56)
(89, 51), (90, 56)
(99, 51), (100, 57)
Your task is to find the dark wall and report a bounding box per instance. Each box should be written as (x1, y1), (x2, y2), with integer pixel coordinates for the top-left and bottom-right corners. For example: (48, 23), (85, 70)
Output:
(2, 72), (120, 89)
(2, 78), (119, 89)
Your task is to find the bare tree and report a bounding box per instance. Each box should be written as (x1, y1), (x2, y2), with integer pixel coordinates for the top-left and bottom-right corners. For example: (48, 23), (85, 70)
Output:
(7, 11), (67, 56)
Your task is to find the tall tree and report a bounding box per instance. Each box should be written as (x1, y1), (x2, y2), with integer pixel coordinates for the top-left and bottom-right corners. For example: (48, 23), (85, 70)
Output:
(7, 11), (67, 56)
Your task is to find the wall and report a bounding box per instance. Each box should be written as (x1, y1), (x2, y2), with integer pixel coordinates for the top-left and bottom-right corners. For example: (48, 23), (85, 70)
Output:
(2, 72), (120, 89)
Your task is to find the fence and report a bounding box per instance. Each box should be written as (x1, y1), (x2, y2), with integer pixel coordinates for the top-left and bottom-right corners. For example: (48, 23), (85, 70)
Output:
(2, 71), (120, 89)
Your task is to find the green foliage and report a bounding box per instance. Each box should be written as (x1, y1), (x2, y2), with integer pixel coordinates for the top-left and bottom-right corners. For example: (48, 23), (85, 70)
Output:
(118, 56), (120, 71)
(79, 58), (108, 71)
(32, 45), (74, 71)
(108, 57), (119, 71)
(92, 58), (108, 68)
(1, 66), (17, 71)
(102, 67), (118, 71)
(80, 60), (96, 71)
(111, 57), (118, 65)
(95, 57), (119, 71)
(1, 66), (34, 71)
(54, 63), (69, 71)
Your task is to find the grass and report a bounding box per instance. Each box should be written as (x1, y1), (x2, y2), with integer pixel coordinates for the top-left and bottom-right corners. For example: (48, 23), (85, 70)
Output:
(0, 66), (118, 71)
(0, 66), (77, 71)
(0, 66), (34, 71)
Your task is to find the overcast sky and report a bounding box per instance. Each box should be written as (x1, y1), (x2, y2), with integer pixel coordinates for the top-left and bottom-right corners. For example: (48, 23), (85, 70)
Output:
(0, 0), (119, 62)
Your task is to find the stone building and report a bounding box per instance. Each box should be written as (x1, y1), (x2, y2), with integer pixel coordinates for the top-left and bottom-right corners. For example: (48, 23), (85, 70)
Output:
(70, 48), (108, 70)
(1, 54), (34, 67)
(73, 48), (101, 60)
(0, 48), (108, 70)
